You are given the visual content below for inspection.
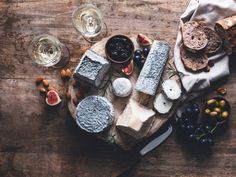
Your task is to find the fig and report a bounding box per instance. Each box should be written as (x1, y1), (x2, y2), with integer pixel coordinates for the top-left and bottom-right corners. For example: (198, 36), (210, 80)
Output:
(46, 90), (61, 106)
(137, 33), (152, 47)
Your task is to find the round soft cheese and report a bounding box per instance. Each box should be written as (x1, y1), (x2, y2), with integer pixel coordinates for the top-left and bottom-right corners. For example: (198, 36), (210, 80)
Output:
(75, 96), (114, 133)
(112, 77), (132, 97)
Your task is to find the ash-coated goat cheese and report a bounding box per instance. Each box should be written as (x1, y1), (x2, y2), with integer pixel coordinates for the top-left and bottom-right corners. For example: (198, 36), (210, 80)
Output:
(74, 49), (110, 87)
(135, 40), (170, 95)
(75, 96), (114, 133)
(112, 77), (132, 97)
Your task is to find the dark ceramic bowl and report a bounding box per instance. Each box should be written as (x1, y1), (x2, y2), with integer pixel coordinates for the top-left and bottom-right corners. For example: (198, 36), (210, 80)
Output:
(105, 35), (134, 66)
(203, 96), (231, 125)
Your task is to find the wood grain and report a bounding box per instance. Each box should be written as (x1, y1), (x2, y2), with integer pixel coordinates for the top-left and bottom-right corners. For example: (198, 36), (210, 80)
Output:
(1, 0), (236, 177)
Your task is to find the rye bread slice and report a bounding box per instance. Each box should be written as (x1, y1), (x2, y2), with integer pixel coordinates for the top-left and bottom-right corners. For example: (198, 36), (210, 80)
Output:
(181, 21), (208, 53)
(203, 26), (222, 54)
(180, 45), (208, 72)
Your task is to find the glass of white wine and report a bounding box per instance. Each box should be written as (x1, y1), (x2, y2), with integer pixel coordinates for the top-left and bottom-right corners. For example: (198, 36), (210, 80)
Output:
(28, 34), (70, 68)
(72, 4), (107, 43)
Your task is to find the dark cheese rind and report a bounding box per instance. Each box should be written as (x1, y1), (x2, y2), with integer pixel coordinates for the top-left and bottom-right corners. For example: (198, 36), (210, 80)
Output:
(74, 49), (110, 87)
(135, 40), (170, 95)
(75, 96), (114, 133)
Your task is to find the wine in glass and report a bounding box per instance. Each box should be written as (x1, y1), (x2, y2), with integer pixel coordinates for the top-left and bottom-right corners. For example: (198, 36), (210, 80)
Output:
(28, 34), (69, 68)
(72, 4), (107, 42)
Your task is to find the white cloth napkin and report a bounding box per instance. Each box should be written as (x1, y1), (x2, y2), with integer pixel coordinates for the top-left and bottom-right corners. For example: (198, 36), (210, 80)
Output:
(174, 0), (236, 93)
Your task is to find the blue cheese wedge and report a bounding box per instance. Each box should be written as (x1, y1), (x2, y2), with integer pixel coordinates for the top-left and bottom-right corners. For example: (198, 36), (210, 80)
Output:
(116, 99), (155, 139)
(75, 96), (114, 133)
(74, 49), (110, 87)
(135, 40), (170, 95)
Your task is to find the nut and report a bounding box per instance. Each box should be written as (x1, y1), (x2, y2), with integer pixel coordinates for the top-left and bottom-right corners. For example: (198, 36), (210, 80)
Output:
(214, 107), (221, 113)
(60, 69), (67, 79)
(210, 111), (218, 117)
(205, 108), (211, 114)
(35, 76), (44, 85)
(217, 88), (227, 96)
(39, 87), (47, 95)
(219, 100), (226, 108)
(42, 79), (49, 88)
(207, 99), (216, 106)
(221, 111), (229, 119)
(65, 69), (72, 78)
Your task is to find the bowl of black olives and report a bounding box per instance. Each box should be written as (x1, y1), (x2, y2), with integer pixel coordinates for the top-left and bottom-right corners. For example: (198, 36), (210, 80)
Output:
(105, 35), (134, 66)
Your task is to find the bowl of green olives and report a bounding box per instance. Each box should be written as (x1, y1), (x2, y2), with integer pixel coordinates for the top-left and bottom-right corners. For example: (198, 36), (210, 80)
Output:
(203, 96), (231, 125)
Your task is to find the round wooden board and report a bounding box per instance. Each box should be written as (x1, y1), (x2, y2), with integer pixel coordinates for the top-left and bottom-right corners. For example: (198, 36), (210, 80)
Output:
(67, 36), (181, 150)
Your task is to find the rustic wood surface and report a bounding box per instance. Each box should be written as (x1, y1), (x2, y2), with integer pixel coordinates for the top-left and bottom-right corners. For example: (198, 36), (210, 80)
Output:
(0, 0), (236, 177)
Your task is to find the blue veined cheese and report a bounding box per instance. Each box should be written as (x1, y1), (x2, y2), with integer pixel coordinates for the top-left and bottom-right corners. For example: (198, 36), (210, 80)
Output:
(76, 96), (114, 133)
(135, 40), (170, 95)
(74, 49), (110, 87)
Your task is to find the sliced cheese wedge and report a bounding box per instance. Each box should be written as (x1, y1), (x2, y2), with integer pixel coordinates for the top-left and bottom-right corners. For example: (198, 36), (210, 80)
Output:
(162, 79), (181, 100)
(154, 93), (173, 114)
(116, 99), (155, 139)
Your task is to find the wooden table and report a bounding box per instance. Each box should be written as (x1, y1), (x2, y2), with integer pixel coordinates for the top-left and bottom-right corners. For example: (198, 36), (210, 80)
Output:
(0, 0), (236, 176)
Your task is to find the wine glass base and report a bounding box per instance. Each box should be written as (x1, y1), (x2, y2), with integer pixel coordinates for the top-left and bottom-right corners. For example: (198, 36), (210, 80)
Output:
(52, 45), (70, 68)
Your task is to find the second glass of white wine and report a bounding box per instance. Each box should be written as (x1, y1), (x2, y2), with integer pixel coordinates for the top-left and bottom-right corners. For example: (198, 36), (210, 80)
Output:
(72, 4), (107, 43)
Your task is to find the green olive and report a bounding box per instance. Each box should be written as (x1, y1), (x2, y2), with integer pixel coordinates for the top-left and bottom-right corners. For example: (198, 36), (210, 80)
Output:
(210, 111), (218, 117)
(221, 111), (229, 119)
(214, 107), (221, 113)
(207, 99), (216, 106)
(219, 100), (226, 108)
(205, 109), (211, 114)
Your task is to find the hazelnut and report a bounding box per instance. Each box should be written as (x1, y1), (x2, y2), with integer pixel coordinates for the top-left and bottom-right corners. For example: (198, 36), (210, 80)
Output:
(42, 79), (49, 88)
(65, 69), (72, 78)
(35, 76), (44, 85)
(60, 69), (67, 79)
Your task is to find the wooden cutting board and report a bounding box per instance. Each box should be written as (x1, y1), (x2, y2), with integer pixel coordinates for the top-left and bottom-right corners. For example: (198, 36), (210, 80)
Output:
(67, 36), (181, 150)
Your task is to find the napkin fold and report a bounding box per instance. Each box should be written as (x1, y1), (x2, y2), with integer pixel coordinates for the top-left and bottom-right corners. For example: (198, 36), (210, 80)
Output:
(174, 0), (236, 93)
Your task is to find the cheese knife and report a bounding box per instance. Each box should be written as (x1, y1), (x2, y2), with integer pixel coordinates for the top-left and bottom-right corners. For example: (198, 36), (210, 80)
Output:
(139, 124), (173, 156)
(113, 124), (173, 177)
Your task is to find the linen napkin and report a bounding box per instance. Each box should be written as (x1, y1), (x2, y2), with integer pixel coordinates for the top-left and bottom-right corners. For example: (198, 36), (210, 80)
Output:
(174, 0), (236, 93)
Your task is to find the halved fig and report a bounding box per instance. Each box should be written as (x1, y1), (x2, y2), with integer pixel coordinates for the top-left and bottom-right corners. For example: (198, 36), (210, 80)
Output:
(46, 90), (61, 106)
(137, 33), (152, 47)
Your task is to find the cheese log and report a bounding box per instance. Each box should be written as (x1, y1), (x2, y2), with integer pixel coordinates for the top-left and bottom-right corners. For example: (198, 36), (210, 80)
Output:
(116, 99), (155, 139)
(74, 49), (110, 87)
(215, 15), (236, 55)
(135, 40), (170, 96)
(154, 93), (173, 114)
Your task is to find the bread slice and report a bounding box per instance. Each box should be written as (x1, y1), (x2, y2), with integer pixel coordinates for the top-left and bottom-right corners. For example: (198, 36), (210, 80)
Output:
(180, 45), (208, 72)
(203, 26), (222, 54)
(181, 21), (208, 53)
